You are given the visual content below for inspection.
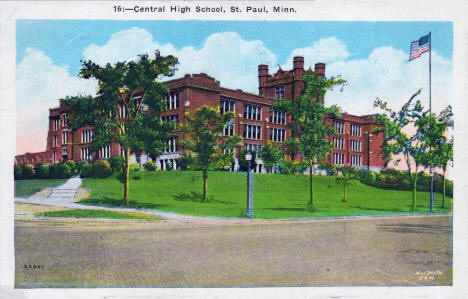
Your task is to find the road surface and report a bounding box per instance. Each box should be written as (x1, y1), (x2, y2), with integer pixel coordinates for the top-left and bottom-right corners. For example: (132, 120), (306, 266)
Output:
(15, 214), (452, 287)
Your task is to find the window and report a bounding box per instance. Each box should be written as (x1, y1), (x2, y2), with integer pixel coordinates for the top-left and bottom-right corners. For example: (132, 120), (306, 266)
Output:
(164, 136), (178, 153)
(270, 128), (285, 142)
(223, 119), (234, 136)
(118, 102), (128, 118)
(81, 147), (91, 160)
(161, 114), (179, 122)
(243, 124), (261, 139)
(350, 124), (361, 136)
(62, 148), (68, 155)
(81, 129), (93, 143)
(350, 140), (361, 152)
(54, 119), (60, 130)
(244, 104), (261, 121)
(351, 154), (361, 166)
(333, 152), (344, 165)
(62, 113), (68, 127)
(270, 109), (286, 125)
(167, 92), (179, 110)
(100, 144), (111, 159)
(275, 85), (285, 99)
(62, 131), (68, 144)
(53, 151), (56, 162)
(334, 121), (344, 134)
(220, 99), (235, 114)
(334, 137), (344, 149)
(53, 135), (58, 147)
(245, 143), (262, 158)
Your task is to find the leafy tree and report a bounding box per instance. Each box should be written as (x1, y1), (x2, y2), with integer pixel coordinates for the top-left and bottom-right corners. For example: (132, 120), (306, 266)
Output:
(64, 51), (178, 205)
(181, 105), (242, 202)
(283, 136), (300, 161)
(335, 166), (355, 202)
(416, 106), (453, 208)
(261, 143), (283, 173)
(373, 89), (427, 211)
(275, 73), (345, 210)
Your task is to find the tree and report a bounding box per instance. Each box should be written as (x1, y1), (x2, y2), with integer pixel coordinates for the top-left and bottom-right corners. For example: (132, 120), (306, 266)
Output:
(275, 73), (345, 210)
(64, 51), (178, 205)
(373, 89), (427, 211)
(181, 105), (242, 202)
(416, 106), (453, 209)
(261, 143), (283, 173)
(335, 166), (355, 202)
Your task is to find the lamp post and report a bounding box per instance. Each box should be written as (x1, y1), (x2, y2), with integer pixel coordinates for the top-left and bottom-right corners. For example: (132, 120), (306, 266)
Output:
(246, 152), (254, 218)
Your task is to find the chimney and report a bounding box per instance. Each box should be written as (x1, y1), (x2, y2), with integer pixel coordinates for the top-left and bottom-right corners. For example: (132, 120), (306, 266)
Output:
(258, 64), (269, 96)
(314, 63), (326, 78)
(293, 56), (304, 70)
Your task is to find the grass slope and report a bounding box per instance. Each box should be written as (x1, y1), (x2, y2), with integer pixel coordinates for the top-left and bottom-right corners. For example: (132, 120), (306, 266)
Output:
(37, 209), (163, 221)
(81, 171), (452, 219)
(14, 179), (66, 197)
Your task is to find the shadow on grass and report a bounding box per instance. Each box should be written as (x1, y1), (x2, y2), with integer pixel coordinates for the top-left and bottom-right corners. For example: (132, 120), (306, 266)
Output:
(81, 197), (169, 210)
(172, 192), (234, 204)
(264, 207), (308, 212)
(348, 205), (409, 213)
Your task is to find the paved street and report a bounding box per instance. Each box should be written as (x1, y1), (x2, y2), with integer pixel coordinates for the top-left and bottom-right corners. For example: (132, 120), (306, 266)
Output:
(15, 214), (452, 287)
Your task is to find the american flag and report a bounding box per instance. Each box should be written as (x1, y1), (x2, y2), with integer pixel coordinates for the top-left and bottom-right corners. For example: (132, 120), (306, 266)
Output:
(409, 33), (431, 61)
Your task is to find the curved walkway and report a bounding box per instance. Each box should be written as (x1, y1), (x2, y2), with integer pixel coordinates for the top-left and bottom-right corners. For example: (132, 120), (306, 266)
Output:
(15, 176), (451, 224)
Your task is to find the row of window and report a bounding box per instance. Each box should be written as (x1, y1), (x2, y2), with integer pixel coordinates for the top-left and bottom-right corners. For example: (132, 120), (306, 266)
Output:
(270, 128), (286, 142)
(244, 104), (262, 121)
(333, 152), (362, 166)
(167, 92), (179, 110)
(243, 124), (261, 140)
(334, 121), (362, 136)
(334, 138), (362, 152)
(82, 129), (93, 143)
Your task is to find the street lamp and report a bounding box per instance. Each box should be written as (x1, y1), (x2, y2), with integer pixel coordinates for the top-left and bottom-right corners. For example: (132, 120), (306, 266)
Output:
(245, 151), (254, 218)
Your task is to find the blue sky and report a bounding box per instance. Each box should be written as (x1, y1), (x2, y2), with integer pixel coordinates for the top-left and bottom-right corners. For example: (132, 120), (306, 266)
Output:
(17, 20), (452, 75)
(16, 20), (453, 154)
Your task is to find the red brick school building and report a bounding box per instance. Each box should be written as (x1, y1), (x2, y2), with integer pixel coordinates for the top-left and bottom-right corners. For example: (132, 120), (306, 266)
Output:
(15, 57), (386, 173)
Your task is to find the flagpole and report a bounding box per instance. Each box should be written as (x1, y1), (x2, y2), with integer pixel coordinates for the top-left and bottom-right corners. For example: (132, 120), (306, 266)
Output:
(429, 31), (434, 212)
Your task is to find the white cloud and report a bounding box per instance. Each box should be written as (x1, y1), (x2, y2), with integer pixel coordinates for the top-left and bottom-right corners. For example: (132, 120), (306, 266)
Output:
(283, 37), (350, 68)
(16, 47), (97, 154)
(325, 46), (452, 116)
(83, 27), (177, 65)
(83, 28), (277, 92)
(176, 32), (276, 92)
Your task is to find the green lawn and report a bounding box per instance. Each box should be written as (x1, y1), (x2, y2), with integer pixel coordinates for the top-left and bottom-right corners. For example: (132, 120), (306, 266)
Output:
(14, 179), (66, 197)
(37, 209), (163, 221)
(81, 170), (452, 219)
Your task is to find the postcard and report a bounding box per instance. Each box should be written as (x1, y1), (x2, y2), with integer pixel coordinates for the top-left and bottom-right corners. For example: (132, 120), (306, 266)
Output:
(1, 1), (467, 298)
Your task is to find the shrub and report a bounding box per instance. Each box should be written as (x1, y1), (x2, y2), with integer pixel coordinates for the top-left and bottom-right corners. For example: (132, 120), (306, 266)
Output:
(14, 164), (23, 180)
(177, 153), (196, 170)
(35, 163), (50, 179)
(279, 160), (299, 175)
(92, 160), (112, 178)
(65, 160), (77, 175)
(48, 163), (60, 179)
(57, 163), (72, 179)
(130, 162), (141, 172)
(108, 156), (124, 172)
(23, 164), (35, 179)
(143, 160), (157, 171)
(80, 162), (93, 178)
